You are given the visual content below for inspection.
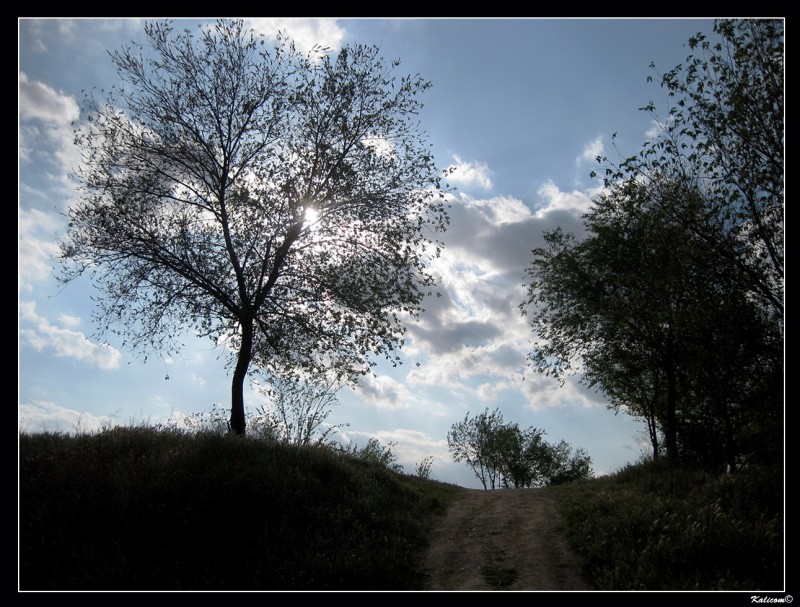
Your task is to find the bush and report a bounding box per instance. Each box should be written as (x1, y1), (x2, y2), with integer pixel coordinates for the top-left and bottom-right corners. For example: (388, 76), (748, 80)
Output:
(552, 460), (783, 590)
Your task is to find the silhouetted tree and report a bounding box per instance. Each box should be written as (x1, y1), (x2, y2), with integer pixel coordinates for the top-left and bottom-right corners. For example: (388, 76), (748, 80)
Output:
(61, 20), (450, 434)
(447, 407), (504, 489)
(448, 409), (592, 488)
(255, 372), (346, 446)
(522, 19), (783, 471)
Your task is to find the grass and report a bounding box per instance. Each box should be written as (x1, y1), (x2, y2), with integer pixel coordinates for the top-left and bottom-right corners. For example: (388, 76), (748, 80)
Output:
(549, 459), (784, 591)
(19, 427), (461, 591)
(480, 547), (519, 589)
(19, 427), (784, 591)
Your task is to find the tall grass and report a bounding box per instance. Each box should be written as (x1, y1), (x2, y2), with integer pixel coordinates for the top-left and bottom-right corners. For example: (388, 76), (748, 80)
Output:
(550, 459), (784, 590)
(20, 427), (784, 591)
(19, 427), (461, 590)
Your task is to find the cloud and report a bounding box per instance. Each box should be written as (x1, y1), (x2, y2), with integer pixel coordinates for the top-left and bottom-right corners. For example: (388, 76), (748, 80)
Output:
(373, 428), (450, 469)
(244, 18), (345, 56)
(535, 179), (599, 218)
(19, 301), (122, 369)
(57, 313), (81, 328)
(354, 374), (414, 409)
(448, 155), (493, 190)
(456, 194), (530, 225)
(19, 71), (80, 125)
(18, 208), (61, 290)
(645, 116), (675, 140)
(57, 20), (76, 39)
(393, 179), (607, 415)
(19, 400), (118, 434)
(24, 19), (49, 52)
(22, 19), (100, 53)
(19, 73), (83, 196)
(577, 136), (604, 166)
(518, 371), (606, 410)
(341, 428), (450, 474)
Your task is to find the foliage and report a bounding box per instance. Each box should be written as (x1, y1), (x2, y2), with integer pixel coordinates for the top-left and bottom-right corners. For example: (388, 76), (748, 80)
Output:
(338, 437), (404, 474)
(634, 19), (784, 321)
(19, 426), (462, 590)
(414, 456), (434, 480)
(551, 460), (783, 590)
(447, 408), (593, 489)
(521, 19), (783, 471)
(255, 372), (347, 446)
(548, 443), (593, 486)
(61, 19), (450, 434)
(447, 407), (504, 489)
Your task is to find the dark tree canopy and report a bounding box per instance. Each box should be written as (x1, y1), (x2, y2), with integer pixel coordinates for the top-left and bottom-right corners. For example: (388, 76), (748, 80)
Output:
(61, 20), (450, 434)
(447, 408), (593, 489)
(522, 19), (783, 471)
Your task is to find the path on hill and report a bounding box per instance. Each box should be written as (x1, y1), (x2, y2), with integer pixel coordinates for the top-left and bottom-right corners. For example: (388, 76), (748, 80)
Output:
(423, 488), (589, 591)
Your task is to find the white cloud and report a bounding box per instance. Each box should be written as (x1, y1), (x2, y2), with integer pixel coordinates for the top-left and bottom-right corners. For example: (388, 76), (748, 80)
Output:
(645, 116), (674, 140)
(19, 71), (80, 125)
(518, 371), (605, 410)
(535, 179), (599, 218)
(57, 313), (81, 328)
(477, 381), (500, 402)
(18, 208), (61, 290)
(355, 374), (414, 410)
(448, 155), (493, 190)
(577, 136), (604, 165)
(19, 301), (122, 369)
(19, 400), (118, 434)
(373, 428), (450, 470)
(19, 73), (83, 196)
(341, 428), (450, 474)
(394, 178), (610, 418)
(244, 18), (345, 56)
(457, 194), (531, 225)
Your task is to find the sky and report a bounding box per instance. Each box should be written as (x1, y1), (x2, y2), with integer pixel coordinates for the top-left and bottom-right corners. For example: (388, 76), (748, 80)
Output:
(18, 17), (721, 489)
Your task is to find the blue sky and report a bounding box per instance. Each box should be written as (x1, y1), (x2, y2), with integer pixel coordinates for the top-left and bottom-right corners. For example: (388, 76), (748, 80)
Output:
(18, 17), (719, 488)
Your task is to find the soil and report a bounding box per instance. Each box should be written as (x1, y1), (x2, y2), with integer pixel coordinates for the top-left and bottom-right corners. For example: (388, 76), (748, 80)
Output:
(423, 487), (589, 591)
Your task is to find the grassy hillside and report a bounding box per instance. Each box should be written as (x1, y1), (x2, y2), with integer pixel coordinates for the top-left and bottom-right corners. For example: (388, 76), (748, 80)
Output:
(550, 459), (784, 591)
(19, 427), (461, 590)
(19, 427), (784, 591)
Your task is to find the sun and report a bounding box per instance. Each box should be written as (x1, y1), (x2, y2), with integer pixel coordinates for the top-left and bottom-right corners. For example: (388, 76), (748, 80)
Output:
(304, 206), (319, 225)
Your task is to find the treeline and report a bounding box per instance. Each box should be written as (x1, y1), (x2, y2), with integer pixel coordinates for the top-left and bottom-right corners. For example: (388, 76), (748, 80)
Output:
(520, 19), (783, 473)
(448, 407), (592, 489)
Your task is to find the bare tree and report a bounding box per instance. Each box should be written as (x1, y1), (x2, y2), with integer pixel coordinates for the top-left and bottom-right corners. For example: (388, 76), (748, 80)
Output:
(61, 20), (449, 434)
(256, 373), (346, 446)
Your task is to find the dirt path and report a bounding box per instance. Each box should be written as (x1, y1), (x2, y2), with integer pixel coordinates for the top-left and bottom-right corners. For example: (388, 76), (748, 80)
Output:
(423, 488), (588, 591)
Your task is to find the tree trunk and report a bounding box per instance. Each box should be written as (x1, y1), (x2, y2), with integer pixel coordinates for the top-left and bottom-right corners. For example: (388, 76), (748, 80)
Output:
(230, 317), (254, 436)
(646, 410), (660, 462)
(664, 359), (679, 465)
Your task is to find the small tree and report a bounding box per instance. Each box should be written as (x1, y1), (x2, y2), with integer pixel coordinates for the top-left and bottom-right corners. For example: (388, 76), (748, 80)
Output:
(255, 372), (347, 447)
(547, 443), (593, 485)
(448, 409), (592, 489)
(414, 456), (434, 480)
(492, 423), (550, 489)
(61, 19), (450, 435)
(343, 437), (403, 473)
(447, 407), (504, 490)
